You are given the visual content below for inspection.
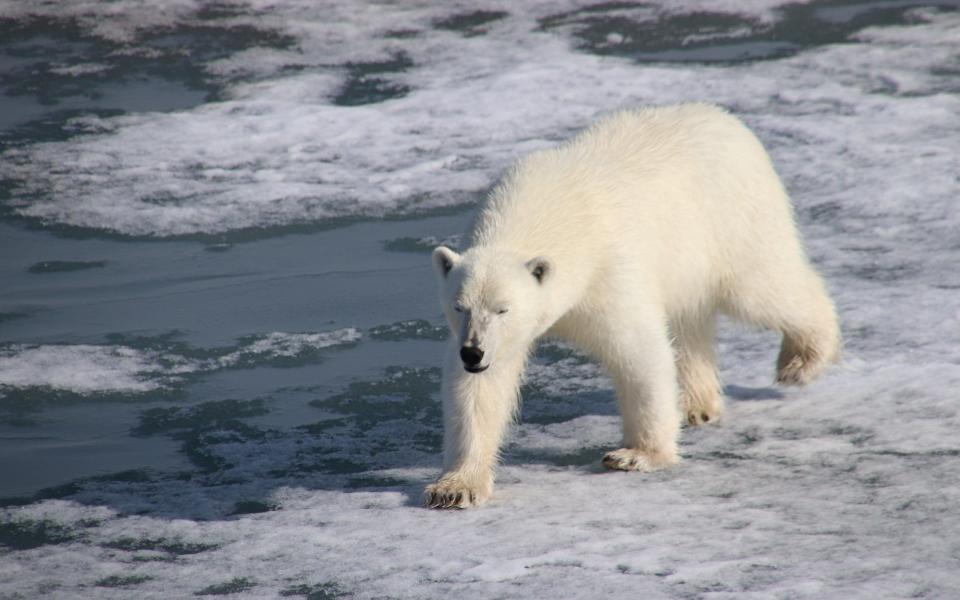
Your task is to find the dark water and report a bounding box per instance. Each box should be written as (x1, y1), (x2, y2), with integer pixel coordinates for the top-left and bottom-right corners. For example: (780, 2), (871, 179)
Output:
(0, 210), (472, 497)
(540, 0), (960, 62)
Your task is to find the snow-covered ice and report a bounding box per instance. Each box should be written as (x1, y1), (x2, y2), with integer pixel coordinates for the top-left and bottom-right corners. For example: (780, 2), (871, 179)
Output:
(1, 0), (959, 598)
(0, 329), (361, 396)
(4, 1), (953, 239)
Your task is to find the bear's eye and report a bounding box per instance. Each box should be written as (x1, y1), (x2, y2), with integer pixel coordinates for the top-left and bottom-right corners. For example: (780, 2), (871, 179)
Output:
(453, 304), (465, 313)
(496, 307), (509, 315)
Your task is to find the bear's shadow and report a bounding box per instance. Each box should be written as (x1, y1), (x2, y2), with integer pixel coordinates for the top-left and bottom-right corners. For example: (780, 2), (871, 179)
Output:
(724, 384), (784, 401)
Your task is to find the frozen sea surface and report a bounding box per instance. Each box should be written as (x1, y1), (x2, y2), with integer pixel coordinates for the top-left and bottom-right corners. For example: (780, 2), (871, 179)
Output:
(1, 0), (959, 598)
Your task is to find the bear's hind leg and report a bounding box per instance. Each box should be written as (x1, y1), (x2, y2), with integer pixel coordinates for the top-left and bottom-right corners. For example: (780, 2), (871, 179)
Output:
(673, 314), (723, 426)
(725, 264), (840, 386)
(775, 319), (839, 386)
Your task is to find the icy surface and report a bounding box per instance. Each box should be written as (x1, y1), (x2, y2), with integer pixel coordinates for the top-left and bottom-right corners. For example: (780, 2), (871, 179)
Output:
(0, 329), (360, 395)
(0, 345), (174, 394)
(1, 1), (960, 599)
(0, 0), (862, 238)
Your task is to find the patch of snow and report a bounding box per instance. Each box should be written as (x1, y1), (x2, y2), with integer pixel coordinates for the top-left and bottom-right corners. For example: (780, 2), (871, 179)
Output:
(0, 329), (361, 395)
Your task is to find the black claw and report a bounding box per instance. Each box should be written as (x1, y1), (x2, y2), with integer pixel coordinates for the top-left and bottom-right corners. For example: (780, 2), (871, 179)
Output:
(702, 413), (710, 422)
(425, 488), (453, 509)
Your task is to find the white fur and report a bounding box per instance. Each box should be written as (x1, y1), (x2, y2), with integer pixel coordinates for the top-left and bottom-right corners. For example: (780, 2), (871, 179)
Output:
(425, 103), (840, 509)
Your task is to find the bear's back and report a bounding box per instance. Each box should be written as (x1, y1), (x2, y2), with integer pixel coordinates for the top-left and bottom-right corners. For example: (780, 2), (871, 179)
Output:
(472, 103), (781, 246)
(467, 104), (798, 309)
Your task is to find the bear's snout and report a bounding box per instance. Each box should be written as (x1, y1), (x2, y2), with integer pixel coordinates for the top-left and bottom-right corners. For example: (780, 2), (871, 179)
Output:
(460, 346), (487, 373)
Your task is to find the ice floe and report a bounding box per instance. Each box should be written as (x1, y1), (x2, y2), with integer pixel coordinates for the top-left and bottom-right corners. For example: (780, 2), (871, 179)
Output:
(0, 329), (361, 396)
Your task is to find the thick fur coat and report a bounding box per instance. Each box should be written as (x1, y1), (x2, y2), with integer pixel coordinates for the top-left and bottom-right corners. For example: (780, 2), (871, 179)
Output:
(427, 103), (840, 508)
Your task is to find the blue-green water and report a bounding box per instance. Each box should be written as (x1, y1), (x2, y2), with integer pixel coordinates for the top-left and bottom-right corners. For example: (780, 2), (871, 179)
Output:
(0, 209), (476, 495)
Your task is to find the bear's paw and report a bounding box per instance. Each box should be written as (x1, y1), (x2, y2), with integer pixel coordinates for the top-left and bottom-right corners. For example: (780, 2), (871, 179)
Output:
(684, 395), (723, 426)
(602, 448), (678, 472)
(424, 474), (492, 509)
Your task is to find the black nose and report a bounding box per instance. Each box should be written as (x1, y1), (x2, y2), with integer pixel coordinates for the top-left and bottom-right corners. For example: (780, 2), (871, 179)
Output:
(459, 346), (484, 366)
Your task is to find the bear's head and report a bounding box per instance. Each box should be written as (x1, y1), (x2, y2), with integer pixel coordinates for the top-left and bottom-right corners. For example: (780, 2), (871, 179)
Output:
(432, 246), (552, 374)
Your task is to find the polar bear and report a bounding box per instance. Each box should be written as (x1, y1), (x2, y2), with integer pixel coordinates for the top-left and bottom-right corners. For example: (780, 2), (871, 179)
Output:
(425, 103), (840, 509)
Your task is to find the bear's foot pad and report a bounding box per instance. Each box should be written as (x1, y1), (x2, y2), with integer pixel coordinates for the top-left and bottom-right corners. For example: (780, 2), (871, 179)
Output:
(776, 353), (824, 386)
(424, 477), (490, 509)
(602, 448), (677, 472)
(686, 409), (718, 426)
(776, 333), (836, 387)
(683, 393), (723, 426)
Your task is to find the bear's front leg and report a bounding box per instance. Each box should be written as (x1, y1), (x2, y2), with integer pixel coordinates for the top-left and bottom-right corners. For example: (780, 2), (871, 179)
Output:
(425, 344), (524, 509)
(589, 307), (682, 471)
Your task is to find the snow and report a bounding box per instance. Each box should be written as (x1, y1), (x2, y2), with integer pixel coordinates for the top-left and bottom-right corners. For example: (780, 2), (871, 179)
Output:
(0, 1), (839, 237)
(47, 63), (111, 77)
(0, 345), (172, 394)
(213, 330), (362, 369)
(0, 329), (360, 395)
(1, 0), (960, 599)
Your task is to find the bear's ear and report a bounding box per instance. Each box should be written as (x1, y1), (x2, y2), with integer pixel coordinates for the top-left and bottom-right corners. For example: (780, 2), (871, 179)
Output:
(525, 256), (552, 284)
(432, 246), (460, 278)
